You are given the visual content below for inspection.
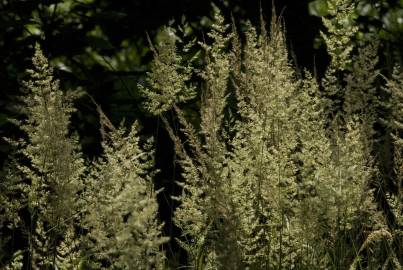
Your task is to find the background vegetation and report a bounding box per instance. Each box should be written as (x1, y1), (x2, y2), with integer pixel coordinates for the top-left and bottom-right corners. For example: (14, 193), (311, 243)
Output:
(0, 0), (402, 269)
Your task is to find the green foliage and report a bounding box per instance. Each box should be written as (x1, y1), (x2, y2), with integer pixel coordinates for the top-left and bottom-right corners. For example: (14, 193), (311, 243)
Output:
(310, 0), (403, 41)
(140, 27), (196, 115)
(309, 0), (330, 17)
(382, 68), (403, 232)
(320, 0), (359, 70)
(83, 120), (168, 269)
(309, 0), (403, 70)
(2, 3), (403, 270)
(142, 5), (401, 270)
(1, 44), (85, 269)
(343, 41), (379, 127)
(1, 45), (167, 269)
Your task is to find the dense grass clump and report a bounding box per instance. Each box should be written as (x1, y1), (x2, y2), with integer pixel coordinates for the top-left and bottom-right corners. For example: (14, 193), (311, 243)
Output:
(1, 3), (402, 270)
(142, 4), (402, 270)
